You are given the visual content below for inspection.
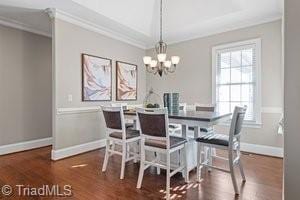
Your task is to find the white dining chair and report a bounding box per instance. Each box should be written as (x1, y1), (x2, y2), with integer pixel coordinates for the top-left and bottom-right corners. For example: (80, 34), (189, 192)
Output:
(111, 102), (128, 108)
(111, 103), (134, 129)
(168, 103), (187, 136)
(136, 107), (189, 199)
(101, 106), (140, 179)
(189, 104), (216, 134)
(196, 106), (247, 194)
(194, 104), (217, 161)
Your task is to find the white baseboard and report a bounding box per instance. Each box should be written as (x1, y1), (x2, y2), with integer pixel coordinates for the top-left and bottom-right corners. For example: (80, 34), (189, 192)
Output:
(0, 137), (52, 155)
(51, 139), (106, 160)
(241, 142), (283, 158)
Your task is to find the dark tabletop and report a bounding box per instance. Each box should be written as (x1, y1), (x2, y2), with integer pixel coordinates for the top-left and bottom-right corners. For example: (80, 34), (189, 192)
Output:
(124, 110), (231, 122)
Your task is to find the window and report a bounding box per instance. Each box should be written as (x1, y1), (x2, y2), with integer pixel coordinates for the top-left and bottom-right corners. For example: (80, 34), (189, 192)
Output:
(212, 39), (261, 124)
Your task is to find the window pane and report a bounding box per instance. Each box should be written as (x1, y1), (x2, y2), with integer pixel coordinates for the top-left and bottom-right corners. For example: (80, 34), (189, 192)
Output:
(219, 102), (230, 114)
(242, 49), (253, 66)
(219, 68), (230, 84)
(231, 102), (241, 113)
(220, 52), (230, 68)
(231, 67), (241, 83)
(242, 67), (253, 83)
(241, 84), (254, 102)
(218, 85), (230, 101)
(231, 51), (241, 67)
(231, 85), (241, 101)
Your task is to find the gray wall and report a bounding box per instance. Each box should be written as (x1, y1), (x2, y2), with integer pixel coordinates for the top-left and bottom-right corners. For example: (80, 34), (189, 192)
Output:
(53, 19), (146, 150)
(0, 25), (52, 146)
(147, 20), (283, 148)
(284, 0), (300, 198)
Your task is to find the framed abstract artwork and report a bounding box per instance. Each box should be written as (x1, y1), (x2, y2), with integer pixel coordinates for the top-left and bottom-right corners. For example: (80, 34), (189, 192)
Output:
(82, 54), (112, 101)
(116, 61), (137, 101)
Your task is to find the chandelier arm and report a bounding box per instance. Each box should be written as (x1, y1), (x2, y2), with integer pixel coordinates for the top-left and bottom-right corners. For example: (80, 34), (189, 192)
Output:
(146, 66), (156, 73)
(163, 67), (168, 75)
(166, 65), (176, 73)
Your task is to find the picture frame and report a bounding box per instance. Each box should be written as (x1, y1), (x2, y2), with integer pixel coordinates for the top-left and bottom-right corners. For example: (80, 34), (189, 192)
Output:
(116, 61), (138, 101)
(82, 54), (112, 101)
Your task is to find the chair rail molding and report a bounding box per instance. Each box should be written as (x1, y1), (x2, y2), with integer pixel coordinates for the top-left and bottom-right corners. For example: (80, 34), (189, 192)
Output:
(261, 107), (283, 114)
(56, 106), (102, 115)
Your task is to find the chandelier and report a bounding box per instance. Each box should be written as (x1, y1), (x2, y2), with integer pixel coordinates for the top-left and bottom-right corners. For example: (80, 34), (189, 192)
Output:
(143, 0), (180, 77)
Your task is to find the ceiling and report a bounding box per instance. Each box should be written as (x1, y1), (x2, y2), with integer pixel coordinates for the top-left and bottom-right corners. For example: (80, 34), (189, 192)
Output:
(0, 0), (283, 48)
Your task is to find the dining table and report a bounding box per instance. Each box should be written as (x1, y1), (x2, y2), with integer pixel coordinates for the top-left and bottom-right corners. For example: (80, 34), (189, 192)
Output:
(124, 109), (232, 175)
(124, 109), (231, 139)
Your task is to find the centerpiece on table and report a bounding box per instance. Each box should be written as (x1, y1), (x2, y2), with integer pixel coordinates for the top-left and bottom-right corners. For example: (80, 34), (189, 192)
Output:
(143, 88), (162, 108)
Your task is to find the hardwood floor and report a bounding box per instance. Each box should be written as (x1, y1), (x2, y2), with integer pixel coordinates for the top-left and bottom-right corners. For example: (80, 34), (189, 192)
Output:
(0, 147), (282, 200)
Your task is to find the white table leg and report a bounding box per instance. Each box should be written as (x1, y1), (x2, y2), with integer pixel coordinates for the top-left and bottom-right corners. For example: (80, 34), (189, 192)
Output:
(193, 126), (200, 138)
(180, 124), (187, 177)
(181, 124), (187, 138)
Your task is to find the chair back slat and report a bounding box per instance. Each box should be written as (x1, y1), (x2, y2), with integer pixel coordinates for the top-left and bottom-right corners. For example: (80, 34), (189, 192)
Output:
(195, 105), (215, 112)
(102, 106), (124, 130)
(234, 112), (246, 136)
(111, 103), (128, 110)
(138, 114), (166, 137)
(136, 108), (168, 138)
(229, 106), (247, 146)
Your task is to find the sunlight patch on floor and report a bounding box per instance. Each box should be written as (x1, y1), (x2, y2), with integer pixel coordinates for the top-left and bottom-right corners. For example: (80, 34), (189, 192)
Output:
(158, 182), (201, 199)
(71, 164), (88, 168)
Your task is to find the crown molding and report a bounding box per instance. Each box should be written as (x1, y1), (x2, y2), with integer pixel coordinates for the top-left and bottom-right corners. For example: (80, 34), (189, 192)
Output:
(0, 7), (281, 51)
(45, 8), (147, 50)
(146, 14), (283, 49)
(0, 15), (51, 38)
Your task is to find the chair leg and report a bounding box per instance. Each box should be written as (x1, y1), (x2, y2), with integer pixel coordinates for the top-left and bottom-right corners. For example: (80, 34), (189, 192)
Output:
(179, 149), (184, 178)
(111, 142), (115, 153)
(208, 147), (213, 172)
(156, 153), (161, 175)
(229, 150), (239, 194)
(120, 143), (127, 179)
(238, 159), (246, 182)
(166, 152), (171, 200)
(137, 143), (145, 189)
(127, 143), (130, 159)
(102, 139), (110, 172)
(184, 144), (189, 183)
(133, 141), (139, 163)
(196, 143), (202, 182)
(178, 149), (181, 166)
(212, 147), (217, 156)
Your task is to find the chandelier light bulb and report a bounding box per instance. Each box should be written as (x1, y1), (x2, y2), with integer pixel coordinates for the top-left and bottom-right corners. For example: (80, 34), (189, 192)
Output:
(164, 60), (172, 68)
(150, 60), (158, 68)
(157, 54), (167, 62)
(143, 56), (152, 65)
(171, 56), (180, 65)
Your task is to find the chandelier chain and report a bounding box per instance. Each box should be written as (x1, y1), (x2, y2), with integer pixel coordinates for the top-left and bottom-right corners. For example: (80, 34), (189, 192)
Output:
(143, 0), (179, 77)
(160, 0), (163, 42)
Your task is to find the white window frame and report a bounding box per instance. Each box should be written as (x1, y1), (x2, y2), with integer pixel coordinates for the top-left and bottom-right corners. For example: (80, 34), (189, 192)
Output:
(212, 38), (262, 127)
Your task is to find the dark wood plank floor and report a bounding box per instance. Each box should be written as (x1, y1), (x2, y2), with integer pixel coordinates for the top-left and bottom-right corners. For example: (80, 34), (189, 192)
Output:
(0, 147), (282, 200)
